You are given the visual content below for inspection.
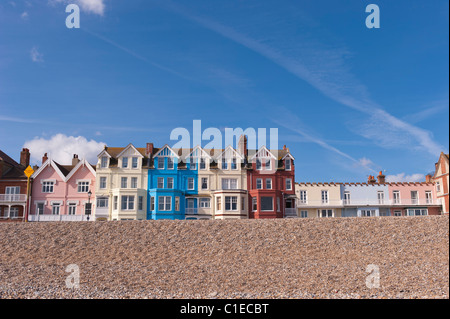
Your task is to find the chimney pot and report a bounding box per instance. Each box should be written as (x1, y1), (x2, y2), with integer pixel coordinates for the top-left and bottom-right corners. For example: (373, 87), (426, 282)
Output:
(20, 148), (30, 167)
(425, 174), (433, 183)
(146, 143), (154, 157)
(72, 154), (80, 166)
(377, 171), (386, 184)
(42, 153), (48, 164)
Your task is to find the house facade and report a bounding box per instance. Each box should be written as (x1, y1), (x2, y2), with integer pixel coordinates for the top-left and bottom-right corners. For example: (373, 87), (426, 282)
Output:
(29, 154), (96, 222)
(0, 149), (30, 222)
(95, 144), (149, 221)
(432, 152), (449, 215)
(147, 144), (198, 220)
(295, 182), (343, 218)
(247, 142), (296, 219)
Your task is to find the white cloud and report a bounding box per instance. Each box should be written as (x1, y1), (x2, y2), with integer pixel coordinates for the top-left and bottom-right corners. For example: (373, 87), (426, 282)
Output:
(386, 173), (425, 183)
(21, 11), (29, 19)
(30, 47), (44, 63)
(24, 134), (105, 165)
(50, 0), (105, 15)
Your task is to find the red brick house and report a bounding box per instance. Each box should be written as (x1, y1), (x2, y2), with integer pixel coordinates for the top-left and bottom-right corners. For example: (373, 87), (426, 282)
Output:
(0, 149), (31, 222)
(247, 143), (296, 219)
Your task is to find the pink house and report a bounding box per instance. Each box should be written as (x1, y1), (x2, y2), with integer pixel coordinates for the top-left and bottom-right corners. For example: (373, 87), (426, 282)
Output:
(29, 154), (96, 222)
(388, 180), (441, 216)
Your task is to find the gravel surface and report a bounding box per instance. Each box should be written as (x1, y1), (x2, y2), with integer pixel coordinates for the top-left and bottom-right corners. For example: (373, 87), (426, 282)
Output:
(0, 216), (448, 299)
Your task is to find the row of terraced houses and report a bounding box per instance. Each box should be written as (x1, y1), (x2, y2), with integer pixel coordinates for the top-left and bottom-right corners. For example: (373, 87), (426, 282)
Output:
(1, 136), (449, 222)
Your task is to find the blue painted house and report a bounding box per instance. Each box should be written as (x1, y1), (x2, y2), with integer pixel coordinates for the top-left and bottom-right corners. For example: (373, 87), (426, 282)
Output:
(147, 145), (198, 220)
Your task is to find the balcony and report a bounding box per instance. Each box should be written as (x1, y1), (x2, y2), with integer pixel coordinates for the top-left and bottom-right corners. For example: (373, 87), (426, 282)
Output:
(296, 200), (343, 207)
(186, 208), (198, 215)
(285, 208), (297, 217)
(0, 194), (27, 203)
(28, 214), (91, 222)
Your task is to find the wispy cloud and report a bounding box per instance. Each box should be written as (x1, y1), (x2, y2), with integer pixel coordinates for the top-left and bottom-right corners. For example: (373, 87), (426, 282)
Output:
(20, 11), (28, 20)
(386, 173), (425, 183)
(402, 99), (449, 124)
(49, 0), (106, 16)
(30, 46), (44, 63)
(161, 1), (443, 157)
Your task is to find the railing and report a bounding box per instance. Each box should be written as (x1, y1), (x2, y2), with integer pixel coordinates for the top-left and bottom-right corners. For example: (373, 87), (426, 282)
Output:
(285, 208), (297, 217)
(0, 194), (27, 202)
(186, 208), (198, 215)
(296, 200), (343, 207)
(28, 215), (91, 222)
(296, 198), (442, 207)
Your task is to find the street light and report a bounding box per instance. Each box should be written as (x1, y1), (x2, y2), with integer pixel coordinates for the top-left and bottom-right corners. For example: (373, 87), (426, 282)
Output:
(86, 190), (92, 221)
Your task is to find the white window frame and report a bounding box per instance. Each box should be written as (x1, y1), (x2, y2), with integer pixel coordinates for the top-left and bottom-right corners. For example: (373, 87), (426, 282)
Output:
(256, 178), (263, 190)
(222, 158), (228, 170)
(167, 177), (174, 189)
(131, 177), (138, 189)
(138, 196), (143, 211)
(188, 177), (195, 190)
(393, 190), (400, 204)
(77, 180), (90, 193)
(200, 198), (211, 208)
(201, 177), (208, 190)
(157, 157), (164, 169)
(158, 196), (171, 211)
(121, 196), (135, 210)
(299, 190), (307, 204)
(199, 158), (206, 170)
(231, 158), (238, 170)
(157, 177), (164, 189)
(260, 196), (274, 211)
(122, 157), (128, 168)
(225, 196), (238, 211)
(99, 176), (107, 189)
(266, 178), (272, 190)
(252, 197), (257, 211)
(42, 180), (55, 193)
(131, 157), (139, 169)
(321, 190), (329, 204)
(286, 178), (292, 191)
(300, 210), (308, 218)
(52, 202), (61, 215)
(285, 158), (291, 171)
(96, 197), (108, 209)
(101, 156), (108, 168)
(319, 209), (333, 218)
(121, 177), (128, 189)
(222, 178), (238, 190)
(425, 191), (433, 204)
(167, 157), (174, 170)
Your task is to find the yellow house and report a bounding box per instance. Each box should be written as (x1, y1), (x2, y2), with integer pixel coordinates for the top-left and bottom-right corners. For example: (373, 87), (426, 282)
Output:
(94, 144), (149, 221)
(295, 182), (343, 218)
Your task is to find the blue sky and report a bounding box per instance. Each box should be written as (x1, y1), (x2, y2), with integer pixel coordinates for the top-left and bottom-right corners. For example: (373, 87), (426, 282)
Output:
(0, 0), (448, 182)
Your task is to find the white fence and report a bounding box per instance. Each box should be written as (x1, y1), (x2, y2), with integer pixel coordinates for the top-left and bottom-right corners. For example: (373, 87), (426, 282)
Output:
(28, 215), (92, 222)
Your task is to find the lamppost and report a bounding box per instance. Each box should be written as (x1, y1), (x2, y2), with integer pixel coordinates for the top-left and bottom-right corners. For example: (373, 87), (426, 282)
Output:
(86, 190), (92, 221)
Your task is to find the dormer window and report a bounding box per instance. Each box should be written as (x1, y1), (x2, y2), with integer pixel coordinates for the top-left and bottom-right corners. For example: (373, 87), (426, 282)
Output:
(265, 159), (271, 170)
(285, 158), (291, 170)
(200, 158), (206, 170)
(256, 159), (262, 170)
(190, 157), (197, 170)
(167, 157), (174, 169)
(132, 157), (138, 169)
(231, 158), (237, 170)
(122, 157), (128, 168)
(101, 156), (108, 168)
(157, 157), (164, 169)
(222, 158), (228, 170)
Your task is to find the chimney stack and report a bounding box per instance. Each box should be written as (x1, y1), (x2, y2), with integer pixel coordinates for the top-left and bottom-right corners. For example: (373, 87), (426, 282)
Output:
(367, 175), (376, 184)
(425, 174), (433, 183)
(238, 135), (247, 157)
(146, 143), (154, 157)
(0, 160), (3, 177)
(20, 148), (30, 168)
(377, 171), (386, 184)
(72, 154), (80, 166)
(42, 153), (48, 164)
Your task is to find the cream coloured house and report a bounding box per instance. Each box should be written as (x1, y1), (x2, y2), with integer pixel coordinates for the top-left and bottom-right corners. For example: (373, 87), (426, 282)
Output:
(433, 152), (449, 215)
(94, 144), (149, 221)
(295, 182), (343, 218)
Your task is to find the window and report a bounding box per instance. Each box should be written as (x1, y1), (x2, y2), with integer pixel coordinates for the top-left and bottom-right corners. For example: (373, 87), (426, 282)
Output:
(201, 178), (208, 190)
(138, 196), (143, 210)
(96, 197), (108, 208)
(175, 197), (180, 211)
(407, 209), (427, 216)
(5, 186), (20, 201)
(131, 177), (138, 189)
(68, 203), (77, 215)
(361, 209), (376, 217)
(200, 158), (206, 170)
(256, 159), (262, 170)
(300, 210), (308, 218)
(8, 207), (19, 218)
(121, 177), (128, 189)
(217, 197), (222, 211)
(319, 209), (333, 218)
(167, 157), (174, 169)
(344, 191), (351, 205)
(222, 158), (228, 170)
(121, 196), (134, 210)
(277, 197), (280, 212)
(190, 157), (197, 170)
(394, 210), (402, 217)
(122, 157), (128, 168)
(299, 190), (307, 204)
(286, 179), (292, 190)
(157, 157), (164, 169)
(132, 157), (138, 169)
(200, 198), (210, 208)
(52, 203), (61, 215)
(101, 156), (108, 168)
(321, 190), (329, 204)
(393, 191), (400, 204)
(165, 177), (173, 189)
(42, 181), (54, 193)
(225, 196), (238, 211)
(37, 203), (44, 215)
(113, 196), (118, 210)
(242, 197), (245, 211)
(158, 196), (171, 211)
(188, 178), (195, 190)
(265, 159), (271, 170)
(252, 197), (257, 211)
(222, 178), (237, 190)
(411, 191), (418, 205)
(266, 179), (272, 189)
(231, 158), (237, 170)
(256, 178), (263, 189)
(99, 177), (107, 189)
(285, 158), (291, 170)
(436, 181), (441, 193)
(150, 197), (155, 211)
(157, 177), (164, 189)
(377, 191), (385, 204)
(425, 191), (433, 204)
(261, 197), (273, 211)
(77, 181), (89, 193)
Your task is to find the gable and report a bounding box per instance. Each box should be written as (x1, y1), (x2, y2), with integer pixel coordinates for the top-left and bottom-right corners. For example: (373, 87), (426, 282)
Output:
(116, 144), (144, 159)
(153, 145), (180, 158)
(250, 146), (277, 160)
